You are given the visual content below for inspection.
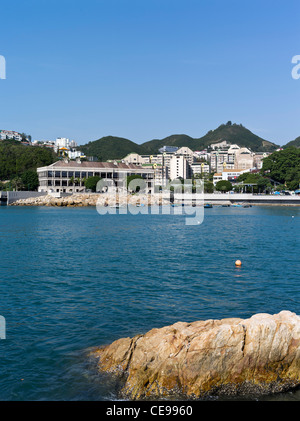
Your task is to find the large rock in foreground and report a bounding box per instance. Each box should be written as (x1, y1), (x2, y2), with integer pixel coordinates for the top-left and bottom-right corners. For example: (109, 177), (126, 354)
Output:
(91, 311), (300, 399)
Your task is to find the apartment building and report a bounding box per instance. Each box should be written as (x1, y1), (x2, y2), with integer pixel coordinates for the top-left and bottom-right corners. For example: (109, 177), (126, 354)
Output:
(169, 155), (189, 180)
(190, 162), (210, 176)
(0, 130), (23, 141)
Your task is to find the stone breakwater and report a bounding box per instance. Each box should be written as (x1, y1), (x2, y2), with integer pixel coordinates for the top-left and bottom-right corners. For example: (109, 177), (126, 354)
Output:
(90, 311), (300, 399)
(10, 193), (165, 207)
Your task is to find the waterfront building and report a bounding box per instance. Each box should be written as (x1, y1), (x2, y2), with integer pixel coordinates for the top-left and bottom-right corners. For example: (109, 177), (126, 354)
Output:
(37, 159), (155, 194)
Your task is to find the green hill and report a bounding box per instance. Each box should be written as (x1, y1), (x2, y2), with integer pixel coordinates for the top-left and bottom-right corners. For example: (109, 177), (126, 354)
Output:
(141, 134), (196, 154)
(141, 123), (278, 153)
(79, 136), (145, 161)
(195, 122), (279, 152)
(79, 123), (280, 161)
(0, 140), (57, 181)
(283, 136), (300, 149)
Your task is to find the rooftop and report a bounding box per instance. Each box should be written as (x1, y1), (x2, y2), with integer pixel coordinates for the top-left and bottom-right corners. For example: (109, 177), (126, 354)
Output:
(39, 160), (150, 170)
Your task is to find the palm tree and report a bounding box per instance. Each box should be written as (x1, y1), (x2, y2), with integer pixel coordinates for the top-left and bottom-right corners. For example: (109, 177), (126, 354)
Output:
(11, 177), (24, 191)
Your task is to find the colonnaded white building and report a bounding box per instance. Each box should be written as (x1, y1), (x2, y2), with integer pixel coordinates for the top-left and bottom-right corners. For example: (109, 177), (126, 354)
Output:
(37, 159), (157, 194)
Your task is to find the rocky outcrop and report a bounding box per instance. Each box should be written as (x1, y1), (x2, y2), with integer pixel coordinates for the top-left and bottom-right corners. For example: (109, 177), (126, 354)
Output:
(10, 193), (165, 207)
(90, 311), (300, 399)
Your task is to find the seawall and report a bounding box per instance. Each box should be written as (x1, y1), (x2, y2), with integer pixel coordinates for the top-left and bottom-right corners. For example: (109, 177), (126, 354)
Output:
(8, 192), (300, 206)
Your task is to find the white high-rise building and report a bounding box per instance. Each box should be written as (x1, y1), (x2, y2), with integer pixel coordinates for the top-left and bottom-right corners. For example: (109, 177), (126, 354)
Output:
(55, 137), (70, 152)
(169, 155), (189, 180)
(54, 137), (78, 151)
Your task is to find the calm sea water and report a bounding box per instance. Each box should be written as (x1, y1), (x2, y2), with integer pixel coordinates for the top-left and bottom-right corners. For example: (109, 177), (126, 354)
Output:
(0, 205), (299, 401)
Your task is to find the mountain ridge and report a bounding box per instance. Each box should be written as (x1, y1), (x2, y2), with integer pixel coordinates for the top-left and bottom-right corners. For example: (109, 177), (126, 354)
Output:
(283, 136), (300, 149)
(79, 122), (292, 161)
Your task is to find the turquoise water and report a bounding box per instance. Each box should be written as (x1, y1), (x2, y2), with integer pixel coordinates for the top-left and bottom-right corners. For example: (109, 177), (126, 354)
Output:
(0, 205), (299, 401)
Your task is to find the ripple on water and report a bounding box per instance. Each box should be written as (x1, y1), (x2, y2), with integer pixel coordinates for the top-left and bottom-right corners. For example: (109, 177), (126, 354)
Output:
(0, 205), (299, 400)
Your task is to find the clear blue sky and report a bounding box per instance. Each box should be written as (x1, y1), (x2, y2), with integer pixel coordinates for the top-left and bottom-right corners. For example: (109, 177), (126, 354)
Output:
(0, 0), (299, 146)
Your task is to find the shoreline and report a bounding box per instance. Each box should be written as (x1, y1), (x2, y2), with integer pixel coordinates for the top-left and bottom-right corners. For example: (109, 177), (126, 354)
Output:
(8, 193), (300, 207)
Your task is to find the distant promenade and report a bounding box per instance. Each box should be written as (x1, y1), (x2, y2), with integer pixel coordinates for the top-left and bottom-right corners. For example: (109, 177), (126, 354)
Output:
(4, 191), (300, 206)
(198, 193), (300, 206)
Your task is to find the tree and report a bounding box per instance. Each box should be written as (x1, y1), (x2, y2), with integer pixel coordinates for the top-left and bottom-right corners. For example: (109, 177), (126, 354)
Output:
(11, 177), (24, 191)
(256, 177), (271, 193)
(288, 179), (300, 191)
(261, 147), (300, 190)
(84, 176), (101, 192)
(204, 181), (214, 193)
(215, 180), (232, 192)
(21, 170), (39, 191)
(236, 172), (271, 193)
(0, 141), (57, 181)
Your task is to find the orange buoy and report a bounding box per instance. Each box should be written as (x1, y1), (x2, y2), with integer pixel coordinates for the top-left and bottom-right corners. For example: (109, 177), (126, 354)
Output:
(235, 260), (242, 267)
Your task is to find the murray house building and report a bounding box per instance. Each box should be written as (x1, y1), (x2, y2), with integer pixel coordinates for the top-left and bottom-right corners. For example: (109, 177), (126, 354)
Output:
(37, 158), (156, 194)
